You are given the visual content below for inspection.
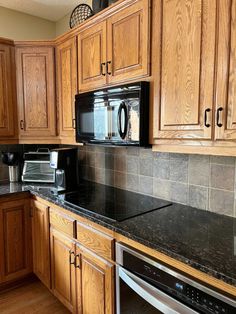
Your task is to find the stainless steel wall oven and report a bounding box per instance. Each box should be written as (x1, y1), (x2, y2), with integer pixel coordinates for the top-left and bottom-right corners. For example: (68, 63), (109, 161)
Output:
(116, 243), (235, 314)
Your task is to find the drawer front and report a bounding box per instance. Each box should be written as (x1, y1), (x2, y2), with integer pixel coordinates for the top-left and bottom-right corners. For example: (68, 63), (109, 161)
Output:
(50, 209), (76, 238)
(77, 222), (114, 261)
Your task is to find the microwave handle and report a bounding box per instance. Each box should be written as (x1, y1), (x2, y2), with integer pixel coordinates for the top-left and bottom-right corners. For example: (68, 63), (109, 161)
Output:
(118, 267), (198, 314)
(117, 102), (128, 140)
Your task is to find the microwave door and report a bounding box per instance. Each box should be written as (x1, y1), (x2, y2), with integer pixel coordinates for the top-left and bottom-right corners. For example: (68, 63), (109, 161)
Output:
(110, 100), (140, 143)
(77, 100), (110, 142)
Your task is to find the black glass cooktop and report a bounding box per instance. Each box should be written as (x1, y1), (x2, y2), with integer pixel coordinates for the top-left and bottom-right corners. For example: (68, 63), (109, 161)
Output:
(59, 181), (172, 222)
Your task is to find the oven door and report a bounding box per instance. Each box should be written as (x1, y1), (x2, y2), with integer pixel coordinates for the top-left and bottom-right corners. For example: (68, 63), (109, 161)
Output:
(116, 266), (199, 314)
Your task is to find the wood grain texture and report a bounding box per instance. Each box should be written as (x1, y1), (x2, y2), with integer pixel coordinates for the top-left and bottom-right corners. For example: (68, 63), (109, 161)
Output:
(0, 199), (32, 284)
(15, 46), (56, 138)
(215, 0), (236, 140)
(76, 244), (115, 314)
(77, 221), (114, 261)
(107, 0), (150, 84)
(78, 21), (107, 92)
(153, 0), (216, 140)
(50, 228), (76, 312)
(31, 200), (51, 289)
(0, 280), (70, 314)
(50, 208), (76, 238)
(56, 37), (77, 141)
(0, 44), (17, 138)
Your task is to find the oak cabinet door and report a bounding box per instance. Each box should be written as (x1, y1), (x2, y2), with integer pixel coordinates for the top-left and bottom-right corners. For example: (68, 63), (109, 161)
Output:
(16, 46), (56, 138)
(215, 0), (236, 140)
(0, 199), (32, 283)
(50, 228), (76, 312)
(154, 0), (216, 140)
(76, 245), (114, 314)
(78, 21), (107, 92)
(56, 37), (77, 141)
(107, 0), (150, 84)
(0, 43), (17, 138)
(32, 200), (50, 289)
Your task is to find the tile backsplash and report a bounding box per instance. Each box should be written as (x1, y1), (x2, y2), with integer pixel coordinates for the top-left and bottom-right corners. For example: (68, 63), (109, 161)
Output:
(0, 144), (235, 218)
(78, 145), (236, 218)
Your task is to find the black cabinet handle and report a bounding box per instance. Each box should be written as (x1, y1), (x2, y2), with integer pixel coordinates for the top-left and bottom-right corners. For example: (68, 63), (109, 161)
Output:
(20, 120), (24, 130)
(69, 250), (75, 266)
(101, 62), (106, 76)
(216, 107), (223, 127)
(75, 254), (81, 268)
(106, 61), (112, 75)
(204, 108), (211, 128)
(72, 118), (76, 129)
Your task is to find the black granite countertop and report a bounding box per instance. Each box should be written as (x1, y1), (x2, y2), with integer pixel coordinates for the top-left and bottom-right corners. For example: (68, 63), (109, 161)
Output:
(0, 181), (235, 288)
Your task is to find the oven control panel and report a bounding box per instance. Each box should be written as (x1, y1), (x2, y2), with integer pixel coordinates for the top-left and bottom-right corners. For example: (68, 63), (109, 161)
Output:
(122, 250), (235, 314)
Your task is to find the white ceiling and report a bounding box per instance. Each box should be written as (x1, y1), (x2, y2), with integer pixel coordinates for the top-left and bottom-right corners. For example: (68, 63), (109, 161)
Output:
(0, 0), (88, 21)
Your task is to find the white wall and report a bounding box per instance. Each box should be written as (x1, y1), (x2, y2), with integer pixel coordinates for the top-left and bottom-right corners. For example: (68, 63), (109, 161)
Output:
(0, 6), (55, 40)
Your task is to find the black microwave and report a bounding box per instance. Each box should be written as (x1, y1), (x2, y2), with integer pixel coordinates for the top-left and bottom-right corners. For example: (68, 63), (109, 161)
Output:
(75, 82), (149, 146)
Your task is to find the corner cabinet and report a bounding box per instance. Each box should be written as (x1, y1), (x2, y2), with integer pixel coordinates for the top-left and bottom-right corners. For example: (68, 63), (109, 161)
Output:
(0, 197), (32, 284)
(77, 0), (150, 93)
(0, 40), (17, 140)
(56, 37), (77, 143)
(15, 45), (57, 140)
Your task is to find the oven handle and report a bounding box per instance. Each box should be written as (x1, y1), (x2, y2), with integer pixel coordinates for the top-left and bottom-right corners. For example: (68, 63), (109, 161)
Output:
(117, 102), (128, 140)
(118, 267), (199, 314)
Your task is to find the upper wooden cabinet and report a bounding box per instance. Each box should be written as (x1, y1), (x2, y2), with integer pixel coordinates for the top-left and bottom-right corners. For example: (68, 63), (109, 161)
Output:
(56, 37), (77, 142)
(153, 0), (216, 141)
(0, 41), (17, 139)
(77, 0), (150, 93)
(0, 197), (32, 284)
(15, 45), (57, 138)
(106, 0), (149, 84)
(215, 0), (236, 141)
(78, 21), (107, 91)
(31, 200), (51, 289)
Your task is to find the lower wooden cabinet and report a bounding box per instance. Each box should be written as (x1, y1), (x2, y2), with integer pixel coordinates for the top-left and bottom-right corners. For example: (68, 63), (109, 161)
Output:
(76, 244), (115, 314)
(31, 200), (51, 289)
(0, 197), (32, 284)
(50, 227), (76, 312)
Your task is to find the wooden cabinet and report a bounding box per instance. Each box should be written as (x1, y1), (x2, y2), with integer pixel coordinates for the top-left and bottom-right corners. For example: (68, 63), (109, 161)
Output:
(76, 244), (115, 314)
(0, 197), (32, 284)
(78, 0), (150, 93)
(78, 21), (107, 91)
(31, 200), (50, 289)
(50, 228), (76, 312)
(56, 37), (77, 142)
(215, 0), (236, 141)
(106, 0), (149, 84)
(0, 40), (17, 139)
(153, 0), (216, 141)
(15, 45), (57, 139)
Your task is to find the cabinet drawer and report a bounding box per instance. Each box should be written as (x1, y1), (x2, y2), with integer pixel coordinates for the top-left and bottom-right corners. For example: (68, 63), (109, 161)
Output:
(50, 209), (76, 238)
(77, 222), (114, 261)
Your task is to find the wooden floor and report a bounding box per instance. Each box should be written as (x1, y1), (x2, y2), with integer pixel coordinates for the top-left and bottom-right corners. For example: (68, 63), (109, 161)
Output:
(0, 280), (70, 314)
